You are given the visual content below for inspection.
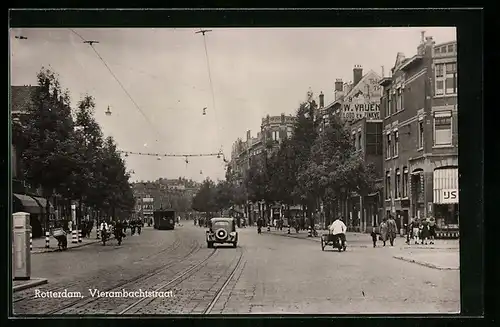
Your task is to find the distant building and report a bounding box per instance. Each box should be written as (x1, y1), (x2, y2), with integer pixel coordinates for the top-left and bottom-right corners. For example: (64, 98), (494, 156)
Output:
(380, 33), (458, 236)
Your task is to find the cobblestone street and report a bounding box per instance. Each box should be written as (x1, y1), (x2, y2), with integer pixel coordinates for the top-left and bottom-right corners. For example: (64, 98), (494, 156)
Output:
(13, 225), (460, 315)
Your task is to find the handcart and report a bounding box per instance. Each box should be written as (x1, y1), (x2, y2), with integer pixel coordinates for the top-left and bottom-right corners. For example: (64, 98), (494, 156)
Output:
(321, 231), (346, 252)
(52, 228), (68, 251)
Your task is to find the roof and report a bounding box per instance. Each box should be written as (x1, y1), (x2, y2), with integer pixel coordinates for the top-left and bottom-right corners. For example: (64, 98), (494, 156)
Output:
(324, 69), (381, 110)
(399, 55), (423, 71)
(11, 85), (39, 114)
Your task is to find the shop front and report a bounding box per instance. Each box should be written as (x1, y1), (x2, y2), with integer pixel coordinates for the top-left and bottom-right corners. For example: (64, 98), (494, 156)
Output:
(433, 166), (459, 236)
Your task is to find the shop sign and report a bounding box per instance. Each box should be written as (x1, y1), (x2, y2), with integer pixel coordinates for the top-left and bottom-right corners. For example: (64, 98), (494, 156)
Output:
(441, 189), (458, 204)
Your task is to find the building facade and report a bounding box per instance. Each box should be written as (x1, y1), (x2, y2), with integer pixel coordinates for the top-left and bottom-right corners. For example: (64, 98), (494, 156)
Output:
(321, 66), (384, 232)
(229, 113), (295, 185)
(380, 34), (458, 236)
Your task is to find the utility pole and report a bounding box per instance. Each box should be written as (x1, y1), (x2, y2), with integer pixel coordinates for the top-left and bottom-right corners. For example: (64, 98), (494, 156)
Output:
(195, 29), (212, 36)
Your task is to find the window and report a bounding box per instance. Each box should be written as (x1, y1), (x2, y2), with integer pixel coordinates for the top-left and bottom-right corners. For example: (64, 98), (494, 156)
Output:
(418, 120), (424, 149)
(385, 171), (391, 199)
(435, 62), (457, 96)
(435, 47), (441, 54)
(447, 44), (454, 52)
(393, 130), (399, 156)
(385, 90), (391, 117)
(402, 167), (409, 198)
(396, 88), (403, 111)
(445, 63), (457, 95)
(287, 127), (293, 138)
(434, 111), (452, 145)
(357, 132), (362, 151)
(395, 169), (401, 199)
(386, 133), (392, 159)
(353, 132), (357, 149)
(272, 130), (279, 141)
(391, 92), (397, 114)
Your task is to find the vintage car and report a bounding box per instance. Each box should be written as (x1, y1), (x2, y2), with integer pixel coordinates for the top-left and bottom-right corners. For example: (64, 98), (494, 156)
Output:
(206, 217), (238, 248)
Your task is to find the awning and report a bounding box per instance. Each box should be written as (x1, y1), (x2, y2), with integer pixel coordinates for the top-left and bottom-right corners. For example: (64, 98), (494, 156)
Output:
(13, 194), (42, 214)
(433, 167), (459, 204)
(32, 196), (54, 213)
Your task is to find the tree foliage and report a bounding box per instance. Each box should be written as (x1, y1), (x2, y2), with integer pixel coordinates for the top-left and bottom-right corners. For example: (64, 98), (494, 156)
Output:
(17, 67), (135, 220)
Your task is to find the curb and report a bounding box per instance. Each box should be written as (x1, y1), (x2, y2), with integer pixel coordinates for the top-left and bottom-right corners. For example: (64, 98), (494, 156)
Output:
(13, 278), (48, 292)
(392, 255), (459, 271)
(32, 237), (115, 254)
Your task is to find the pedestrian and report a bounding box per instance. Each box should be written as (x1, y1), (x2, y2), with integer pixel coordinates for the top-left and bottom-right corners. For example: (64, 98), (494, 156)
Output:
(420, 219), (430, 245)
(371, 227), (378, 247)
(411, 218), (420, 244)
(387, 215), (397, 246)
(428, 217), (436, 245)
(379, 219), (388, 246)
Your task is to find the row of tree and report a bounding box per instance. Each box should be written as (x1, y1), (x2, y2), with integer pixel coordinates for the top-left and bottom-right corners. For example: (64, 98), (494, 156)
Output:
(191, 179), (246, 216)
(193, 93), (379, 227)
(13, 67), (135, 228)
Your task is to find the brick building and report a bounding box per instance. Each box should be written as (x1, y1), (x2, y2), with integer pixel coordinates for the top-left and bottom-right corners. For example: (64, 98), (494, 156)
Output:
(379, 33), (458, 236)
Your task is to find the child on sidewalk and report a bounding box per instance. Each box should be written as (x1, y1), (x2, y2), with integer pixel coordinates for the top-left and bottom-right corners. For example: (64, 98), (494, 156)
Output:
(371, 227), (378, 247)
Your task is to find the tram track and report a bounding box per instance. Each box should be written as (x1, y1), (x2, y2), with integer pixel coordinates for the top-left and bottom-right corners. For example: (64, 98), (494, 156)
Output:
(14, 237), (186, 304)
(12, 229), (197, 312)
(118, 247), (246, 315)
(44, 238), (203, 314)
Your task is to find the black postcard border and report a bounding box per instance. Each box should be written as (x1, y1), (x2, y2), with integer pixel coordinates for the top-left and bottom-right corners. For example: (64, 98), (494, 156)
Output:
(5, 7), (487, 327)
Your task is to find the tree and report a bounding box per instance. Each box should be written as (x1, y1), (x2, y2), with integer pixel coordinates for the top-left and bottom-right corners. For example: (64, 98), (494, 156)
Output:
(192, 178), (217, 214)
(304, 115), (378, 225)
(287, 99), (320, 227)
(20, 67), (77, 231)
(99, 136), (134, 220)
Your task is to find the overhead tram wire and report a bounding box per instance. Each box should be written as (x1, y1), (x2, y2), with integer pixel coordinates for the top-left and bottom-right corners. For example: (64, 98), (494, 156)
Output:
(68, 29), (227, 165)
(68, 28), (164, 143)
(195, 29), (225, 156)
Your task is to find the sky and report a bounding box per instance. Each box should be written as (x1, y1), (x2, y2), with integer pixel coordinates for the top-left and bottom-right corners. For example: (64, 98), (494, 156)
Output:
(10, 27), (456, 183)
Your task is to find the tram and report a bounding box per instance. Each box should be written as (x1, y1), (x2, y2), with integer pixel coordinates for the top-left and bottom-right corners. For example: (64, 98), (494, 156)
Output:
(153, 209), (176, 230)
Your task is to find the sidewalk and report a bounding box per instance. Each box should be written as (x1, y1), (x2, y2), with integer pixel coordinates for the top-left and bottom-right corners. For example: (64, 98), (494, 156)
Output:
(31, 228), (114, 254)
(262, 227), (459, 249)
(393, 251), (460, 270)
(13, 278), (48, 292)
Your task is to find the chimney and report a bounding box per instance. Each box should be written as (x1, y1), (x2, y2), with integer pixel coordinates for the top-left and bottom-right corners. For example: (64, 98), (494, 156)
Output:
(246, 130), (251, 141)
(353, 65), (363, 86)
(334, 79), (344, 101)
(319, 91), (324, 108)
(420, 31), (425, 44)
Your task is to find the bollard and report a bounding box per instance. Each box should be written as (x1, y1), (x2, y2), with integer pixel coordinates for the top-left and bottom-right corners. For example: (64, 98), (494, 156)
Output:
(45, 231), (50, 248)
(96, 228), (100, 239)
(78, 229), (82, 243)
(267, 225), (270, 232)
(72, 229), (78, 244)
(308, 226), (312, 237)
(287, 226), (291, 234)
(13, 212), (31, 280)
(30, 232), (32, 251)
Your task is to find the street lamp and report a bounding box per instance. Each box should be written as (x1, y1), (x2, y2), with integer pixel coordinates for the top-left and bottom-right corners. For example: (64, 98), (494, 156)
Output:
(105, 106), (112, 116)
